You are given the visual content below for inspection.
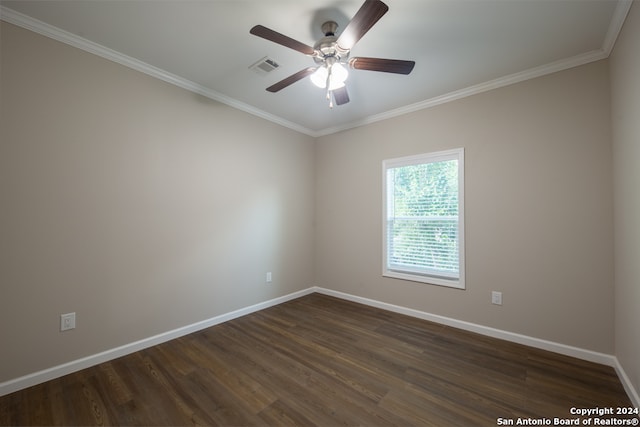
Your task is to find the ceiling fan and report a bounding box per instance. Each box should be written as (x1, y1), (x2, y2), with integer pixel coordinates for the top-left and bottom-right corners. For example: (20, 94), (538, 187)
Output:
(250, 0), (415, 107)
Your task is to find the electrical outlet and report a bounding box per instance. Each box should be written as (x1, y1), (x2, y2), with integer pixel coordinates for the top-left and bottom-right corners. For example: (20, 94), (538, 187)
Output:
(60, 312), (76, 331)
(491, 291), (503, 306)
(266, 272), (272, 283)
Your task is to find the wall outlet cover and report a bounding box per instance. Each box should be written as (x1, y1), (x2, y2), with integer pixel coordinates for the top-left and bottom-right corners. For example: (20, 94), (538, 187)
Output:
(60, 312), (76, 331)
(491, 291), (503, 306)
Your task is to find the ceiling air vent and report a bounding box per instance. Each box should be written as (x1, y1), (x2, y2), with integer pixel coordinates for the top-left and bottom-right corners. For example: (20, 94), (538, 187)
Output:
(249, 56), (280, 76)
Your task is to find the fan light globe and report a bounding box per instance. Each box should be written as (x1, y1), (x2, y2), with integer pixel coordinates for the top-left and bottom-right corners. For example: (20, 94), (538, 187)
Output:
(310, 63), (348, 90)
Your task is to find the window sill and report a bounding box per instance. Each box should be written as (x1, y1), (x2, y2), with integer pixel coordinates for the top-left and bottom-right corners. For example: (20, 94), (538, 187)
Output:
(383, 270), (465, 289)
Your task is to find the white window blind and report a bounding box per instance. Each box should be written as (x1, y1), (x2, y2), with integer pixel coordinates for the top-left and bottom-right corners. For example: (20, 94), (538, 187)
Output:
(383, 148), (465, 289)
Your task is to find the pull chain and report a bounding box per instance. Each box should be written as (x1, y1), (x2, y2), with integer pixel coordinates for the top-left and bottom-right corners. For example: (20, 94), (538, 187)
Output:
(326, 65), (333, 108)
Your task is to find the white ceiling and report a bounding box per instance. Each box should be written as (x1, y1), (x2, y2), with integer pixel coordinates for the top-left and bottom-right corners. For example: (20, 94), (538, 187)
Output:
(1, 0), (632, 136)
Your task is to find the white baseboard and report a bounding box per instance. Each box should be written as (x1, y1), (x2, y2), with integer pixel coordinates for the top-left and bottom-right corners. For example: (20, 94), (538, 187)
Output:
(312, 287), (616, 365)
(0, 287), (315, 397)
(312, 286), (640, 407)
(2, 285), (638, 408)
(614, 359), (640, 408)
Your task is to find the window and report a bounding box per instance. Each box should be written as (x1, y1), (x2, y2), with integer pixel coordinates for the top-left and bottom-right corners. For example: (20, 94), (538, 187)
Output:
(383, 148), (465, 289)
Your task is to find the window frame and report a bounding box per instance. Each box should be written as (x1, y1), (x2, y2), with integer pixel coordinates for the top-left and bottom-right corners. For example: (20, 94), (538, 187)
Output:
(382, 148), (465, 289)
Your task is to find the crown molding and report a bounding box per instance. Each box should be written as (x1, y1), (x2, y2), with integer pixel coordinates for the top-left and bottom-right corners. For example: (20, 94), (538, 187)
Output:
(603, 0), (634, 56)
(315, 48), (609, 136)
(315, 1), (634, 137)
(0, 6), (317, 137)
(1, 1), (633, 138)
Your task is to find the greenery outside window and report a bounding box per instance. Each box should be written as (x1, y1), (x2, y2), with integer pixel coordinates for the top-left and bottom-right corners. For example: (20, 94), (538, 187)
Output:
(383, 148), (465, 289)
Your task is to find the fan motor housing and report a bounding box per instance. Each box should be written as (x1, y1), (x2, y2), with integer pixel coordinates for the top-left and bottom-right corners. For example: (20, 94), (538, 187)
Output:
(313, 21), (349, 64)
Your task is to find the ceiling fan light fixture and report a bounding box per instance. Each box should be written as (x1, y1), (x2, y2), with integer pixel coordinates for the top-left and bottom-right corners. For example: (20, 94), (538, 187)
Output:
(331, 62), (349, 87)
(310, 66), (327, 88)
(251, 0), (414, 108)
(310, 62), (348, 90)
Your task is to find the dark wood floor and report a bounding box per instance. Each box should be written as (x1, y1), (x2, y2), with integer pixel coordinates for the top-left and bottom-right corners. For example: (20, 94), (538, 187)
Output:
(0, 293), (635, 426)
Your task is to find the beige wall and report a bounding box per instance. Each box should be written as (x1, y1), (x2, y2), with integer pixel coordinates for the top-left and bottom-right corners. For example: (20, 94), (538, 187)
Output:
(611, 2), (640, 399)
(0, 22), (315, 383)
(316, 60), (614, 353)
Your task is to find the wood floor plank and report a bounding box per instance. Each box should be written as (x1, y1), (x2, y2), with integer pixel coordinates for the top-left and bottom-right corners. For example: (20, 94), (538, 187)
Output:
(228, 313), (412, 426)
(0, 293), (636, 426)
(220, 321), (388, 426)
(257, 398), (317, 426)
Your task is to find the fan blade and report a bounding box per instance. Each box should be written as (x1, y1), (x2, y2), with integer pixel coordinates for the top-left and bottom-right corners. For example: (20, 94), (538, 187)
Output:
(349, 57), (415, 74)
(333, 86), (350, 105)
(266, 67), (317, 92)
(250, 25), (315, 56)
(336, 0), (389, 51)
